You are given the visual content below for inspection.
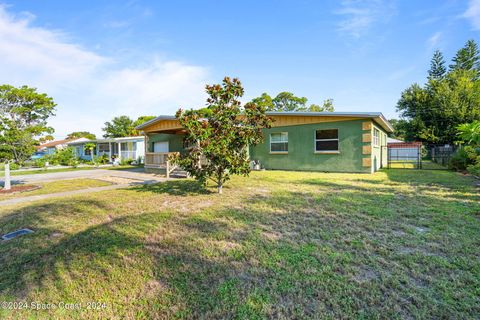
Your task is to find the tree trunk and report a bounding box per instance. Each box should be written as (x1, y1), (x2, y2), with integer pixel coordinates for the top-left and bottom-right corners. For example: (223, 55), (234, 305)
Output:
(4, 162), (11, 190)
(217, 173), (223, 194)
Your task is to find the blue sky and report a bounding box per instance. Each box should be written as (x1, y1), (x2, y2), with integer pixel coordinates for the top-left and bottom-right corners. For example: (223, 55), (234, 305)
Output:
(0, 0), (478, 138)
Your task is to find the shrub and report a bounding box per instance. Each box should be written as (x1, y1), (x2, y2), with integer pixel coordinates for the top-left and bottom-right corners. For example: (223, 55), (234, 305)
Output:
(98, 154), (110, 165)
(468, 161), (480, 176)
(8, 162), (20, 170)
(120, 158), (133, 166)
(466, 148), (480, 176)
(49, 147), (78, 166)
(67, 157), (80, 167)
(33, 158), (48, 168)
(449, 147), (471, 171)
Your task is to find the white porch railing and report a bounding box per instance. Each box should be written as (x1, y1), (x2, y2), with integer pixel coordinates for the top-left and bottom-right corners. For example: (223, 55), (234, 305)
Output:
(144, 152), (172, 167)
(145, 152), (180, 178)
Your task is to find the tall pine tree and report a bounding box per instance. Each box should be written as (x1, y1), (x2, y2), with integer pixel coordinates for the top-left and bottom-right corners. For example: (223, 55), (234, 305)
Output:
(428, 50), (446, 80)
(449, 39), (480, 76)
(396, 40), (480, 144)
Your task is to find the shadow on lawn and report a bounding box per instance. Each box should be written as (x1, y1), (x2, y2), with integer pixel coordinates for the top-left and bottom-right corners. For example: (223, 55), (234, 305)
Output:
(131, 179), (212, 196)
(0, 199), (112, 295)
(0, 199), (252, 318)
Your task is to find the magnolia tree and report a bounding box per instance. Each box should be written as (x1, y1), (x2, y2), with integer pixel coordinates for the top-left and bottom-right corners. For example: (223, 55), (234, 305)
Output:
(173, 77), (272, 193)
(0, 85), (56, 190)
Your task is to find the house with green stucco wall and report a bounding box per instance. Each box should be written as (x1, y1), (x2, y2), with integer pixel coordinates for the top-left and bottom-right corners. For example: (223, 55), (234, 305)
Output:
(136, 112), (393, 174)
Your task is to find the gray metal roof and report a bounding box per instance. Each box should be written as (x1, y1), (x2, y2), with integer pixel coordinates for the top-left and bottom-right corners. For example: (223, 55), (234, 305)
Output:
(265, 111), (383, 117)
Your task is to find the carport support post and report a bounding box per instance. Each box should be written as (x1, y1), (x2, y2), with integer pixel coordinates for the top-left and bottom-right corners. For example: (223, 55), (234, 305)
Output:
(4, 162), (11, 190)
(166, 160), (170, 179)
(118, 142), (121, 161)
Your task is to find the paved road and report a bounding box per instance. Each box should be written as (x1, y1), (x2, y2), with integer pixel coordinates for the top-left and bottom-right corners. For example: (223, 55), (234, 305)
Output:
(1, 167), (163, 184)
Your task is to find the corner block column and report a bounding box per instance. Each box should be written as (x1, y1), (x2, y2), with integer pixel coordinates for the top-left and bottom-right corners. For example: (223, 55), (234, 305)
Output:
(362, 121), (372, 172)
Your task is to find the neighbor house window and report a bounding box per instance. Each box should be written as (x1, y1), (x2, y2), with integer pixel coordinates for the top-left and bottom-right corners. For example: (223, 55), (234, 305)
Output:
(98, 143), (110, 153)
(373, 128), (380, 146)
(315, 129), (339, 152)
(270, 132), (288, 153)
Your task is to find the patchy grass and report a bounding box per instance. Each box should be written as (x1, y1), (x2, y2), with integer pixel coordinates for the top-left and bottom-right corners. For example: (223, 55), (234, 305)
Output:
(0, 169), (478, 319)
(0, 179), (112, 200)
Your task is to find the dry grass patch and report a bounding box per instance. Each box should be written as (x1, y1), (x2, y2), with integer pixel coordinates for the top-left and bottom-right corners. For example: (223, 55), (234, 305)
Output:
(0, 179), (112, 200)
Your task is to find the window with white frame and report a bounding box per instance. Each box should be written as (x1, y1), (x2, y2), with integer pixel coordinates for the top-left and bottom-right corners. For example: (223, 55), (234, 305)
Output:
(270, 132), (288, 153)
(315, 129), (339, 152)
(373, 128), (380, 146)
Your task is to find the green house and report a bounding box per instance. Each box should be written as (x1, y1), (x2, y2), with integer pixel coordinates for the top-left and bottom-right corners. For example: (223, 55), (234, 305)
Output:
(136, 112), (393, 174)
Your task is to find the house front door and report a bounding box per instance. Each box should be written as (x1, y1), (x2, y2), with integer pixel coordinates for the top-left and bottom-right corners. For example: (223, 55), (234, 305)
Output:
(153, 141), (169, 153)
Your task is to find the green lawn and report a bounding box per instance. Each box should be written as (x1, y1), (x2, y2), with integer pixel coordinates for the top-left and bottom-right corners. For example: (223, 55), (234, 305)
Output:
(0, 179), (112, 200)
(0, 169), (478, 319)
(387, 160), (448, 170)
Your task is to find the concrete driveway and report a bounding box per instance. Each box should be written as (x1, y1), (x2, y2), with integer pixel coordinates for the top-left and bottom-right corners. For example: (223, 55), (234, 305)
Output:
(0, 167), (169, 206)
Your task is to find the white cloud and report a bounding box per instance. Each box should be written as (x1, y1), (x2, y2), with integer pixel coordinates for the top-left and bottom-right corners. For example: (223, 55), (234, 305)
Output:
(387, 66), (415, 81)
(427, 32), (442, 50)
(335, 0), (395, 38)
(463, 0), (480, 30)
(0, 5), (209, 138)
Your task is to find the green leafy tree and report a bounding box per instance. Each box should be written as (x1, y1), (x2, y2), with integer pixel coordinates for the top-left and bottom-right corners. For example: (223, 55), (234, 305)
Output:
(103, 115), (155, 137)
(308, 99), (335, 112)
(132, 116), (156, 135)
(272, 92), (308, 111)
(103, 116), (134, 138)
(251, 92), (333, 112)
(0, 85), (56, 163)
(428, 50), (446, 80)
(388, 119), (411, 141)
(39, 135), (55, 144)
(251, 93), (274, 110)
(66, 131), (96, 140)
(173, 77), (272, 193)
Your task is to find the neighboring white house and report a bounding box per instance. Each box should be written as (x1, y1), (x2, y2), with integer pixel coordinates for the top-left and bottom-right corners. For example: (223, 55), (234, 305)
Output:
(36, 137), (90, 155)
(67, 136), (145, 162)
(387, 137), (404, 144)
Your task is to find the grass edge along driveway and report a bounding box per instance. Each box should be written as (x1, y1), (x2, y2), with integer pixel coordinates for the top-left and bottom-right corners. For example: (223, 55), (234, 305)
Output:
(0, 179), (112, 201)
